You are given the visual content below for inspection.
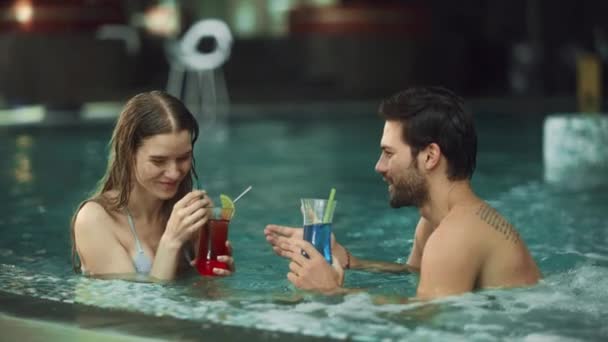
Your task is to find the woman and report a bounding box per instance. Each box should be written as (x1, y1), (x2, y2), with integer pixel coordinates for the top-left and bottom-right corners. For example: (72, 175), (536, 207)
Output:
(70, 91), (234, 280)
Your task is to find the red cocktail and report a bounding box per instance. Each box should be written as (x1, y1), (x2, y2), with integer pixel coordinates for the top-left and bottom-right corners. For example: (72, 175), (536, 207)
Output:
(196, 208), (232, 276)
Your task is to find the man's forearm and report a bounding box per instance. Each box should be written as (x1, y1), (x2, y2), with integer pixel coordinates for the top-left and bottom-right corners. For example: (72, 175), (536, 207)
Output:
(333, 243), (419, 274)
(350, 256), (419, 273)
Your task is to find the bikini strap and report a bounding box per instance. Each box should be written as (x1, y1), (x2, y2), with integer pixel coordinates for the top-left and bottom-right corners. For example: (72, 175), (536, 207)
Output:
(124, 208), (144, 253)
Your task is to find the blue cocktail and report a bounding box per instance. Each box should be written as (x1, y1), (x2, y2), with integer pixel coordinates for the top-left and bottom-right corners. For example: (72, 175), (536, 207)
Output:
(301, 197), (336, 264)
(303, 222), (332, 264)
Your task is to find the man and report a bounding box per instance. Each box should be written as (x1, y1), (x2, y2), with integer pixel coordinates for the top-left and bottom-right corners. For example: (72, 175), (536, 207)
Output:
(265, 86), (541, 299)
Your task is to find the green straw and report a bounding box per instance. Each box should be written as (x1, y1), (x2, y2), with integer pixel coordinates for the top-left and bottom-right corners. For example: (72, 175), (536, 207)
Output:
(323, 188), (336, 223)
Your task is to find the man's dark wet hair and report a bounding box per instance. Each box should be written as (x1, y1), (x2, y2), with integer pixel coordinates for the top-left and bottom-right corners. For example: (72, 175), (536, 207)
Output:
(378, 86), (477, 180)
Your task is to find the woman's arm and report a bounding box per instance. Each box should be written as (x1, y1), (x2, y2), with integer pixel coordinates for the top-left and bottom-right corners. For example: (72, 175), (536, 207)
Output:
(151, 190), (210, 280)
(74, 202), (136, 275)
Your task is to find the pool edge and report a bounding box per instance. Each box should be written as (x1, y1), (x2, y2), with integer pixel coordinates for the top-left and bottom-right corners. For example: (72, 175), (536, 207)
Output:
(0, 290), (343, 341)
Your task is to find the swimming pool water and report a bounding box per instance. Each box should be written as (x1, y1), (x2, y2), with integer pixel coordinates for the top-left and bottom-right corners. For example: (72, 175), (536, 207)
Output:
(0, 113), (607, 341)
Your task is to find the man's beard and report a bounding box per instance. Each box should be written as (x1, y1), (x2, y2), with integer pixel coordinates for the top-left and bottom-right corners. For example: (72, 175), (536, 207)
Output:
(389, 163), (429, 208)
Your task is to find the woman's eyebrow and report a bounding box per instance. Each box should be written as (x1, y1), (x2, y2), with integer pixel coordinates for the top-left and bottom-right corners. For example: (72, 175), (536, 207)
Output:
(149, 150), (192, 159)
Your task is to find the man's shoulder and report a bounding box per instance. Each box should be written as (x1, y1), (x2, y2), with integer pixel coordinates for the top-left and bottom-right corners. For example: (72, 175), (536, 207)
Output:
(437, 203), (480, 229)
(422, 215), (484, 270)
(469, 203), (521, 243)
(438, 202), (522, 247)
(443, 202), (511, 227)
(422, 206), (489, 266)
(414, 217), (434, 239)
(432, 203), (496, 243)
(427, 214), (474, 250)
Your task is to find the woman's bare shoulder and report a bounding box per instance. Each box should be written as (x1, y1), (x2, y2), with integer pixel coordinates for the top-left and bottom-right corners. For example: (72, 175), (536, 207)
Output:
(74, 197), (119, 235)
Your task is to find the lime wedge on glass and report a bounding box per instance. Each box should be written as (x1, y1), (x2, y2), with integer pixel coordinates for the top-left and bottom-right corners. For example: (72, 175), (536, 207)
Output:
(219, 194), (235, 220)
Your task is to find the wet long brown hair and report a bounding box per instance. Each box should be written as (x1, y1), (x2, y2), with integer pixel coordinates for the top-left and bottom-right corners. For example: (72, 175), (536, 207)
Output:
(70, 91), (200, 272)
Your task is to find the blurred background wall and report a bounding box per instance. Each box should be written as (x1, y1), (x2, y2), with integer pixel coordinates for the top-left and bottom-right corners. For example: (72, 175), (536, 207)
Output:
(0, 0), (607, 108)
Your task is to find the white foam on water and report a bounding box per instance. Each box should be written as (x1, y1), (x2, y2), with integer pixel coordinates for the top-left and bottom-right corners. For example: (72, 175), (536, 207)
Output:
(1, 261), (608, 340)
(0, 249), (14, 257)
(516, 333), (583, 342)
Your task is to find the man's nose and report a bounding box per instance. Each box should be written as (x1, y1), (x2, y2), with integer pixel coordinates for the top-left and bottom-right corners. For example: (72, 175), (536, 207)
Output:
(375, 157), (386, 174)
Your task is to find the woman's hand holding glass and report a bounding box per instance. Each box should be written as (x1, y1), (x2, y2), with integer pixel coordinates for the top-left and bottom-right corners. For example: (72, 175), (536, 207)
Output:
(163, 190), (211, 248)
(190, 240), (235, 276)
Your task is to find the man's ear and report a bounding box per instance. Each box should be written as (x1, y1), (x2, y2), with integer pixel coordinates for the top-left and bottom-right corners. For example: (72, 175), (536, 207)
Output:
(422, 143), (441, 170)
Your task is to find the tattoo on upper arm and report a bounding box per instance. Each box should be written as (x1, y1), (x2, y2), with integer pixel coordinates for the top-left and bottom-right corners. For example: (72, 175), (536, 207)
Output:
(476, 205), (520, 243)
